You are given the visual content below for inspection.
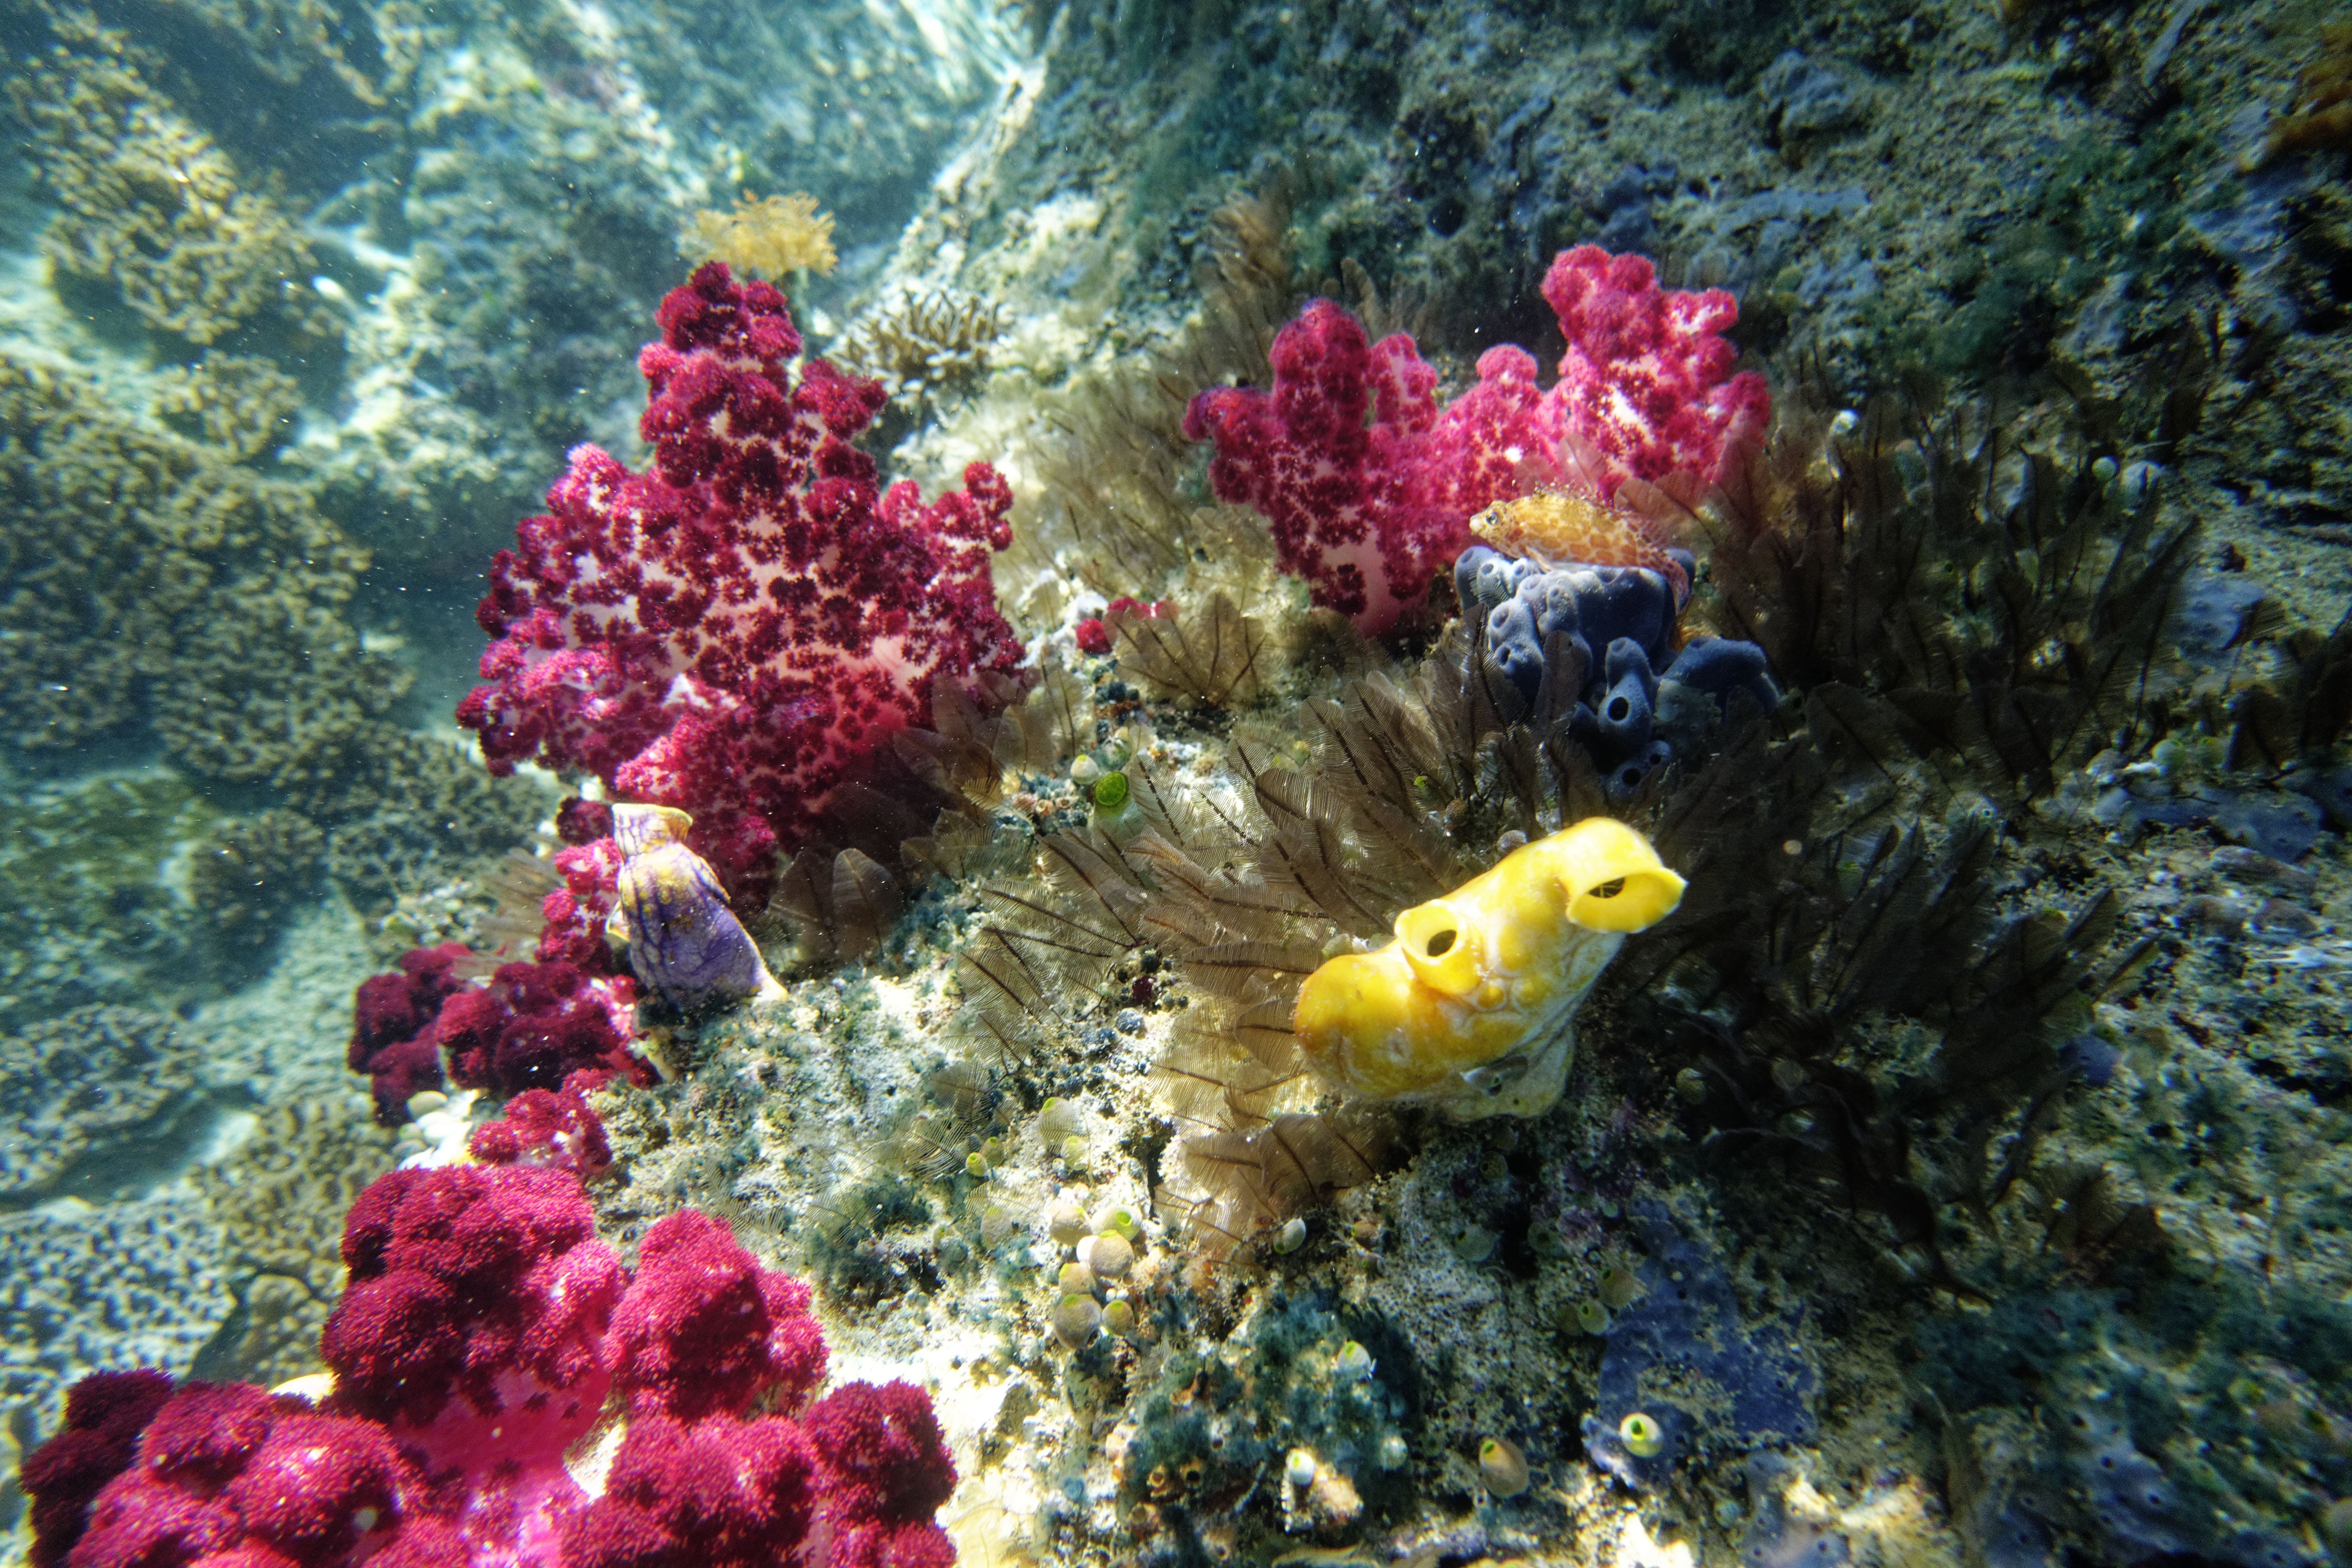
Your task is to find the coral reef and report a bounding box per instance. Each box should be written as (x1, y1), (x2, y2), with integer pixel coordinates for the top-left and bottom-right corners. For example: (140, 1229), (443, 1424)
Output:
(7, 17), (332, 346)
(187, 811), (325, 964)
(0, 354), (397, 779)
(0, 1008), (205, 1205)
(190, 1101), (400, 1390)
(459, 262), (1024, 900)
(0, 1201), (232, 1473)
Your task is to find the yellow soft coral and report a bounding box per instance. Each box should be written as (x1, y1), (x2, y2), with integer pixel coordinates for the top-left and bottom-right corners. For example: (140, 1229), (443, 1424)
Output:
(683, 191), (837, 278)
(1292, 818), (1684, 1119)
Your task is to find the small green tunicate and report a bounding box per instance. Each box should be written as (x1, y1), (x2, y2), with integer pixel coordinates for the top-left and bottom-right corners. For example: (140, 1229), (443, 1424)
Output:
(1619, 1412), (1665, 1458)
(1102, 1297), (1136, 1336)
(1060, 1133), (1088, 1165)
(1377, 1433), (1409, 1470)
(1479, 1436), (1530, 1498)
(1274, 1216), (1308, 1253)
(1046, 1198), (1087, 1247)
(979, 1135), (1004, 1163)
(1038, 1097), (1080, 1142)
(1674, 1066), (1706, 1104)
(965, 1152), (990, 1178)
(1052, 1293), (1101, 1349)
(1598, 1267), (1642, 1311)
(1575, 1299), (1611, 1336)
(1093, 771), (1130, 812)
(980, 1205), (1014, 1248)
(1529, 1225), (1567, 1259)
(1069, 755), (1101, 786)
(1096, 1205), (1140, 1240)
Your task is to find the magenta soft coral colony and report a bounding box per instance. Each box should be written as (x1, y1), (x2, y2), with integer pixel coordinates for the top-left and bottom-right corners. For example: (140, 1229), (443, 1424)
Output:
(456, 261), (1024, 906)
(19, 1162), (957, 1568)
(1182, 244), (1771, 635)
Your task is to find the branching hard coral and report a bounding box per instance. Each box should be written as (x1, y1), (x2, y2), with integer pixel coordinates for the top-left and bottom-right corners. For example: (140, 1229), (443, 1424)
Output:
(8, 18), (331, 345)
(683, 191), (839, 278)
(834, 289), (1009, 402)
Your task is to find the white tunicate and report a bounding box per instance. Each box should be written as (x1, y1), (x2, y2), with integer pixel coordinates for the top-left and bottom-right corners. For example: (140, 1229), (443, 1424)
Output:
(1378, 1433), (1409, 1470)
(1285, 1448), (1317, 1488)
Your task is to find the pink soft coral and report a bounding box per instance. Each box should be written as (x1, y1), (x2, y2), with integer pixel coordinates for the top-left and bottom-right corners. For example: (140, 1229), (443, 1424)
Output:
(1183, 244), (1768, 635)
(23, 1165), (958, 1568)
(458, 260), (1024, 902)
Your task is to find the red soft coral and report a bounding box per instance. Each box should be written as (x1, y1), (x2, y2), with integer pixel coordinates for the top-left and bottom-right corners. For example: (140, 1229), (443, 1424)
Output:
(1540, 245), (1769, 495)
(346, 943), (469, 1126)
(608, 1210), (828, 1421)
(436, 960), (646, 1099)
(459, 261), (1025, 905)
(18, 1370), (174, 1567)
(24, 1166), (958, 1568)
(1182, 300), (1473, 636)
(468, 1085), (614, 1177)
(805, 1381), (958, 1568)
(1184, 244), (1769, 634)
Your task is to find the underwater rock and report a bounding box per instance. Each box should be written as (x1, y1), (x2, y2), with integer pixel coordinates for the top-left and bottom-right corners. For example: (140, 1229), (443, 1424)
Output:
(2094, 783), (2324, 861)
(1581, 1201), (1818, 1489)
(611, 803), (787, 1013)
(1292, 818), (1684, 1119)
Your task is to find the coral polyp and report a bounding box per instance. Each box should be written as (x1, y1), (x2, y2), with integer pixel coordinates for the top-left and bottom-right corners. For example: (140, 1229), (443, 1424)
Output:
(1292, 818), (1685, 1118)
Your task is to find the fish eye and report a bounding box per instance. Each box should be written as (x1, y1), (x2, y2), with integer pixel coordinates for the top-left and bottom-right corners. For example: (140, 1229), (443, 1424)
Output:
(1589, 878), (1625, 899)
(1424, 928), (1457, 957)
